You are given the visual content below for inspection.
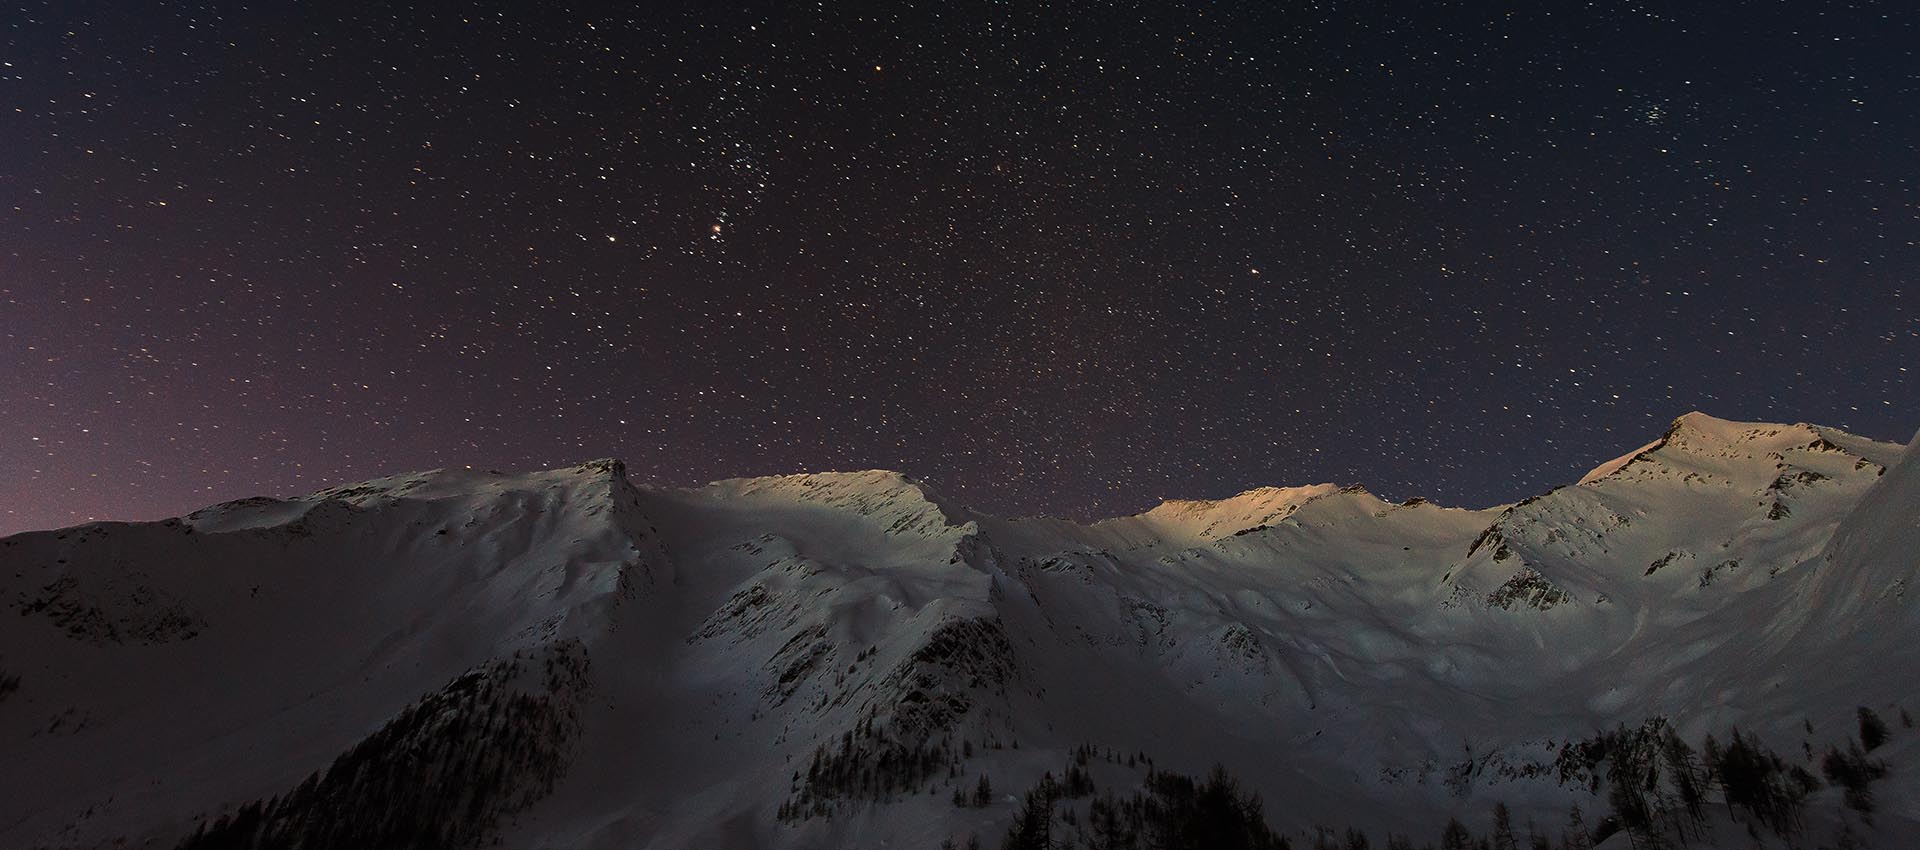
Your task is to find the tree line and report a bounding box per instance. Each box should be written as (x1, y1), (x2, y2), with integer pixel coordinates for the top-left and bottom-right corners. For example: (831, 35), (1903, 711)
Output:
(924, 706), (1905, 850)
(174, 642), (589, 850)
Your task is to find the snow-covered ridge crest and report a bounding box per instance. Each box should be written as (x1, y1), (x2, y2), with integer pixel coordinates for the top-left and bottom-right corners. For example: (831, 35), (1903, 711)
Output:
(180, 457), (638, 534)
(1121, 483), (1349, 540)
(698, 468), (972, 541)
(1578, 410), (1888, 486)
(1450, 411), (1901, 631)
(704, 468), (940, 505)
(297, 456), (635, 507)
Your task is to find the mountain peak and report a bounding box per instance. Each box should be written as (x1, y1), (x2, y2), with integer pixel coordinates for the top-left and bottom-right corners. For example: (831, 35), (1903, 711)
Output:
(294, 457), (634, 506)
(700, 469), (970, 538)
(1142, 482), (1342, 515)
(706, 468), (926, 497)
(1124, 482), (1351, 539)
(1579, 412), (1890, 486)
(1663, 410), (1794, 442)
(570, 457), (628, 478)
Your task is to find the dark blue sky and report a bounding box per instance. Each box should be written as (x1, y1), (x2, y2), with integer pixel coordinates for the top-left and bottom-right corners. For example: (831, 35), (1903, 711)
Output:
(3, 1), (1916, 533)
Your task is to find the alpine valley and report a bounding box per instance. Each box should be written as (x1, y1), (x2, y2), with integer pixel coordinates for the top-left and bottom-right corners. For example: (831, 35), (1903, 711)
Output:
(3, 412), (1917, 850)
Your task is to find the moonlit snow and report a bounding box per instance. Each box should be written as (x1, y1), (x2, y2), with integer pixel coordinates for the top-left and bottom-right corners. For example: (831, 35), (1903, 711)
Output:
(2, 413), (1916, 848)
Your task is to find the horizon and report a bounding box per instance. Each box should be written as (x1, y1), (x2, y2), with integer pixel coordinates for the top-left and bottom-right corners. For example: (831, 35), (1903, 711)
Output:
(7, 407), (1912, 536)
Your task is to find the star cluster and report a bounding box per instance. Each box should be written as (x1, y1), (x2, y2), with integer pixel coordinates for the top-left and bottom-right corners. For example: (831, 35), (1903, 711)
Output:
(3, 2), (1916, 533)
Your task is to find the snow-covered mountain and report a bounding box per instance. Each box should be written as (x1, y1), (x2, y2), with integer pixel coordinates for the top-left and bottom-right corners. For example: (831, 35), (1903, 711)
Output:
(2, 413), (1915, 849)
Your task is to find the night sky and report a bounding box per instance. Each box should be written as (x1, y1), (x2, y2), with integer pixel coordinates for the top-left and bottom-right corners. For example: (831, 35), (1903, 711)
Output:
(3, 2), (1916, 535)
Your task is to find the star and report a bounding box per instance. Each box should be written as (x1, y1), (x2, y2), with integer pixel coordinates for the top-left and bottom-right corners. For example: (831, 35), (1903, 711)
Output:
(0, 1), (1909, 534)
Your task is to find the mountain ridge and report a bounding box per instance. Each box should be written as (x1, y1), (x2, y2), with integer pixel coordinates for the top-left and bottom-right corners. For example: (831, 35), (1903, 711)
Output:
(45, 412), (1887, 549)
(2, 412), (1915, 849)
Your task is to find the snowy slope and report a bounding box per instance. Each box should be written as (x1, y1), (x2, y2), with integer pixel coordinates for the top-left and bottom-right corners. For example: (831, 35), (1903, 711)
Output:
(0, 414), (1914, 849)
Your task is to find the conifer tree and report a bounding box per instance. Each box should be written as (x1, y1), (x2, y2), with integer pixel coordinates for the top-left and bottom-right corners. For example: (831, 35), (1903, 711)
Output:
(1490, 803), (1518, 850)
(1560, 805), (1590, 850)
(1858, 707), (1889, 752)
(1659, 730), (1705, 829)
(1821, 740), (1888, 820)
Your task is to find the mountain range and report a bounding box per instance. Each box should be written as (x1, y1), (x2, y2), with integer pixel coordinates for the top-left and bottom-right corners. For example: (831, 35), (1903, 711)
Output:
(2, 412), (1916, 849)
